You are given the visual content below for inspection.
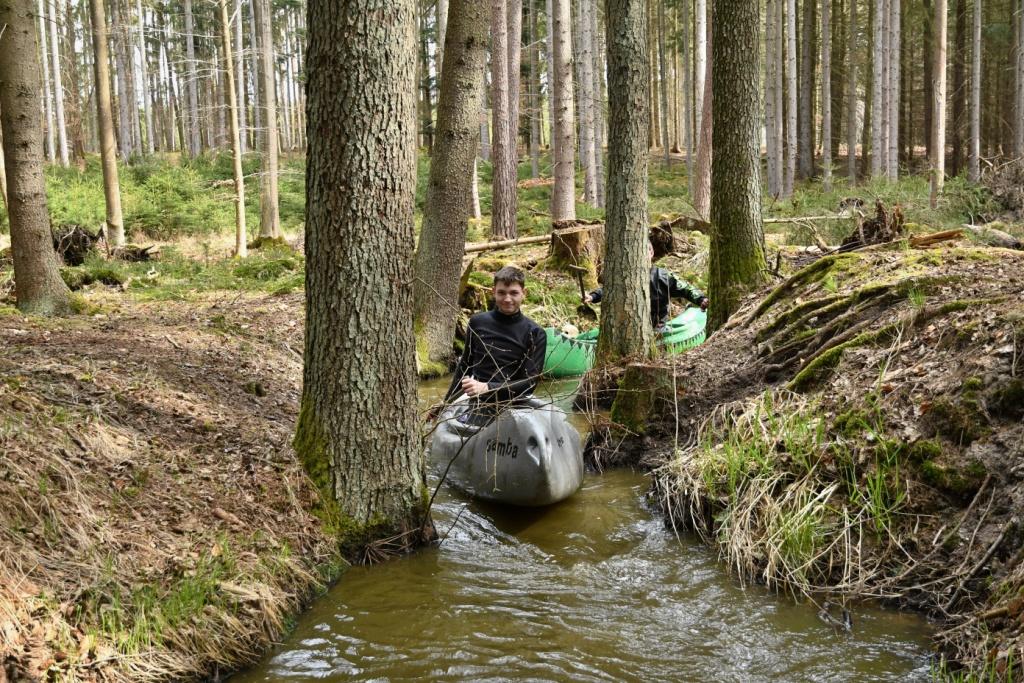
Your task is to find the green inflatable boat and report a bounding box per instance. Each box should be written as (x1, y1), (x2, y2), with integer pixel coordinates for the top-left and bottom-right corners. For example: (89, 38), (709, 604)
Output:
(542, 307), (707, 378)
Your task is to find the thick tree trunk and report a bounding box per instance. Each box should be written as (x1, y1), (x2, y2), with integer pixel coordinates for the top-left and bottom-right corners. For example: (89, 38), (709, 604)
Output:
(414, 0), (488, 368)
(887, 0), (900, 179)
(300, 0), (427, 537)
(37, 0), (55, 162)
(822, 0), (833, 189)
(550, 0), (575, 220)
(0, 0), (70, 314)
(47, 0), (69, 165)
(88, 0), (125, 247)
(219, 0), (246, 257)
(253, 0), (280, 237)
(183, 0), (200, 156)
(490, 0), (516, 238)
(784, 0), (797, 196)
(967, 0), (980, 181)
(930, 0), (947, 208)
(847, 0), (858, 180)
(798, 0), (817, 179)
(709, 0), (767, 332)
(597, 0), (653, 362)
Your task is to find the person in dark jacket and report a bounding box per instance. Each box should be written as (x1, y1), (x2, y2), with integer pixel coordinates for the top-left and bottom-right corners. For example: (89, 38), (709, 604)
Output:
(440, 265), (546, 411)
(584, 243), (709, 329)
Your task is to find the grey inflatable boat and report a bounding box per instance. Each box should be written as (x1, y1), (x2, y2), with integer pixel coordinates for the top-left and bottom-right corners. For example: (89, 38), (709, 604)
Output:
(429, 396), (584, 506)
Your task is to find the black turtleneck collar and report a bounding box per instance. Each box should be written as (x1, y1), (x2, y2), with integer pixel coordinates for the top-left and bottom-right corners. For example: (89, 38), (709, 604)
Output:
(490, 308), (524, 324)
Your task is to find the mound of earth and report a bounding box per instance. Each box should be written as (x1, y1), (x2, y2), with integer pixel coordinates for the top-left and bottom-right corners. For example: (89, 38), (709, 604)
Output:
(0, 293), (338, 682)
(588, 244), (1024, 677)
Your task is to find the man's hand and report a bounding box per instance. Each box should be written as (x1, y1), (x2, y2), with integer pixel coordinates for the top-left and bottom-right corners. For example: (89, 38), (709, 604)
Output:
(700, 297), (710, 311)
(583, 294), (593, 304)
(461, 376), (490, 397)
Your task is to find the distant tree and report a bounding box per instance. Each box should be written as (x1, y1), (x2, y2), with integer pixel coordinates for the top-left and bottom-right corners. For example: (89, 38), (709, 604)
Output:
(183, 0), (201, 156)
(490, 0), (517, 239)
(798, 0), (817, 180)
(709, 0), (767, 331)
(847, 0), (859, 181)
(88, 0), (125, 247)
(784, 0), (797, 196)
(47, 0), (69, 165)
(930, 0), (947, 208)
(967, 0), (981, 181)
(253, 0), (280, 238)
(693, 26), (712, 220)
(550, 0), (575, 220)
(218, 0), (246, 257)
(298, 0), (427, 540)
(0, 0), (70, 314)
(414, 0), (489, 367)
(822, 0), (833, 190)
(597, 0), (652, 361)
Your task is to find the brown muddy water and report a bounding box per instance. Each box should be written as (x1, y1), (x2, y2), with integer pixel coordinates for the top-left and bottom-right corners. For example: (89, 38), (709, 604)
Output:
(233, 379), (933, 682)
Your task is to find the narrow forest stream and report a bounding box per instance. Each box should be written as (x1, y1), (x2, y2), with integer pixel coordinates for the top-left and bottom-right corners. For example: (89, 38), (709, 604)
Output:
(233, 379), (934, 682)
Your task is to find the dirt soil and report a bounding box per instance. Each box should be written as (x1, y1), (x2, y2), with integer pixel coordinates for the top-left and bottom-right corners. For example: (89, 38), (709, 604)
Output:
(586, 243), (1024, 677)
(0, 292), (339, 682)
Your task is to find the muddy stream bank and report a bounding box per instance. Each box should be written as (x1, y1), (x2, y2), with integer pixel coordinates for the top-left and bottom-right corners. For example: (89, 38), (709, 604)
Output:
(233, 379), (933, 682)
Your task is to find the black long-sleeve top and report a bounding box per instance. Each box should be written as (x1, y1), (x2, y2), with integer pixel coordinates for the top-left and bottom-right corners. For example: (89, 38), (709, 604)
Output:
(444, 309), (547, 404)
(589, 267), (706, 329)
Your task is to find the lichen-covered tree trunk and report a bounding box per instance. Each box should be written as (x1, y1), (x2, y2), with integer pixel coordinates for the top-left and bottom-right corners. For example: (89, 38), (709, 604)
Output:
(596, 0), (652, 362)
(88, 0), (125, 247)
(414, 0), (488, 369)
(299, 0), (426, 538)
(550, 0), (576, 220)
(253, 0), (280, 238)
(708, 0), (767, 332)
(0, 0), (70, 314)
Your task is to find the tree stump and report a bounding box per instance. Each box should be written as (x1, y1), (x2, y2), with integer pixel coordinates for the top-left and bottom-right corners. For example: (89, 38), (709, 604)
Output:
(547, 222), (605, 289)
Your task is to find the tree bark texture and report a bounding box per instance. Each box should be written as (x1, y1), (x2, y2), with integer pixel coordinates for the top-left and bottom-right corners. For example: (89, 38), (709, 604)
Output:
(491, 0), (516, 238)
(930, 0), (947, 207)
(871, 0), (888, 176)
(88, 0), (125, 246)
(183, 0), (200, 156)
(798, 0), (817, 179)
(709, 0), (767, 332)
(597, 0), (653, 362)
(47, 0), (69, 164)
(413, 0), (488, 366)
(301, 0), (426, 531)
(37, 0), (55, 162)
(784, 0), (797, 196)
(682, 0), (693, 194)
(766, 0), (781, 196)
(253, 0), (280, 237)
(695, 0), (706, 137)
(693, 24), (713, 221)
(968, 0), (980, 181)
(590, 0), (606, 207)
(0, 0), (70, 314)
(847, 0), (858, 180)
(656, 0), (669, 165)
(887, 0), (900, 179)
(528, 0), (540, 178)
(822, 0), (833, 189)
(218, 0), (246, 257)
(550, 0), (575, 220)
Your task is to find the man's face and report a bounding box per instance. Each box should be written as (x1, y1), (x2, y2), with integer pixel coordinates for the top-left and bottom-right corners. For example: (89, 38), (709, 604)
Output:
(493, 281), (526, 315)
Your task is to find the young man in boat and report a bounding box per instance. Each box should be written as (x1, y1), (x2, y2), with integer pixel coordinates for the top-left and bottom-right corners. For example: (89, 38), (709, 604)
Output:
(432, 265), (546, 419)
(583, 242), (709, 331)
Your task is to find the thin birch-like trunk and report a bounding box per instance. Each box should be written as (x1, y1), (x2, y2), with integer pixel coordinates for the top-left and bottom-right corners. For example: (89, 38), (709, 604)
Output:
(234, 0), (246, 154)
(766, 0), (780, 195)
(47, 0), (69, 165)
(871, 0), (888, 176)
(695, 0), (706, 138)
(784, 0), (797, 196)
(822, 0), (833, 189)
(37, 0), (55, 162)
(578, 0), (598, 202)
(930, 0), (947, 207)
(218, 0), (246, 256)
(887, 0), (900, 179)
(591, 0), (606, 206)
(184, 0), (200, 156)
(248, 0), (261, 150)
(967, 0), (980, 181)
(847, 0), (858, 180)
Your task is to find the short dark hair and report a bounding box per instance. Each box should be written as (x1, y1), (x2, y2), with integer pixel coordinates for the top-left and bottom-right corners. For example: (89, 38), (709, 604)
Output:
(493, 265), (526, 288)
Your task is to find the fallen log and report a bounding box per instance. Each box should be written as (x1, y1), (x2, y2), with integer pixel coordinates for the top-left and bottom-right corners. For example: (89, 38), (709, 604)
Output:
(961, 223), (1023, 250)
